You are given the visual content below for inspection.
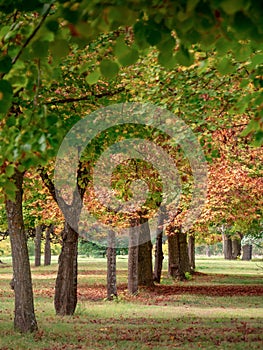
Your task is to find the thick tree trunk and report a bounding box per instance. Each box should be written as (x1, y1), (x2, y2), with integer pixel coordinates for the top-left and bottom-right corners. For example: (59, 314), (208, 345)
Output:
(242, 244), (252, 261)
(232, 238), (241, 259)
(138, 218), (154, 287)
(44, 224), (52, 266)
(222, 234), (233, 259)
(34, 225), (42, 267)
(188, 233), (195, 270)
(168, 227), (190, 280)
(128, 225), (139, 294)
(54, 221), (78, 315)
(5, 169), (38, 333)
(153, 210), (165, 283)
(107, 230), (117, 300)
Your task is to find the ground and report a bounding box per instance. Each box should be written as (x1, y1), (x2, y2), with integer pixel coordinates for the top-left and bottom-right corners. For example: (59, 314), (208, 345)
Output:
(0, 256), (262, 349)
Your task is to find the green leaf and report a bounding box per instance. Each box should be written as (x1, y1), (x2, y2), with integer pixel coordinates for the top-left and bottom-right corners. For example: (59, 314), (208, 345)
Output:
(157, 36), (176, 52)
(133, 22), (150, 50)
(114, 38), (139, 66)
(144, 20), (163, 46)
(32, 40), (49, 58)
(220, 0), (247, 15)
(216, 57), (235, 75)
(0, 55), (12, 74)
(46, 19), (59, 33)
(50, 39), (69, 61)
(99, 59), (119, 80)
(86, 69), (100, 84)
(240, 119), (260, 137)
(5, 164), (15, 177)
(175, 46), (194, 66)
(0, 79), (13, 114)
(5, 180), (17, 201)
(233, 12), (254, 37)
(158, 51), (176, 69)
(234, 44), (252, 61)
(250, 54), (263, 68)
(215, 37), (233, 55)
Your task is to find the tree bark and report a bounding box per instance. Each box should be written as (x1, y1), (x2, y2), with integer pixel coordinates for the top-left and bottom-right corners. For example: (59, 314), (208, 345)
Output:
(5, 169), (38, 333)
(54, 221), (78, 315)
(44, 224), (52, 266)
(153, 210), (165, 283)
(128, 225), (139, 294)
(188, 233), (195, 270)
(232, 237), (241, 259)
(242, 244), (252, 261)
(222, 234), (233, 259)
(34, 225), (42, 267)
(107, 230), (117, 300)
(138, 218), (154, 287)
(168, 226), (190, 280)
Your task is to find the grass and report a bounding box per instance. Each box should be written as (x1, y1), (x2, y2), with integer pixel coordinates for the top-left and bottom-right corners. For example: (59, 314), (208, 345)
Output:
(0, 256), (262, 349)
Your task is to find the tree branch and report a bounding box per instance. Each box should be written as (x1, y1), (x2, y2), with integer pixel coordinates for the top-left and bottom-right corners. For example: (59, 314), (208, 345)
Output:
(38, 166), (57, 204)
(45, 87), (126, 105)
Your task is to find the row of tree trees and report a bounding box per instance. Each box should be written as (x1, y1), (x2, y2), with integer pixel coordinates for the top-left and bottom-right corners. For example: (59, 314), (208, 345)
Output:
(0, 0), (262, 333)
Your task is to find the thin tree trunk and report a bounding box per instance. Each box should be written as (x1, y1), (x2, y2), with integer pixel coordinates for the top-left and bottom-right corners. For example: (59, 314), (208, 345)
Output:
(188, 233), (195, 270)
(44, 224), (52, 266)
(138, 218), (154, 287)
(54, 221), (78, 315)
(153, 210), (165, 283)
(232, 237), (241, 259)
(168, 226), (190, 280)
(206, 244), (211, 257)
(5, 169), (38, 333)
(128, 225), (139, 294)
(107, 230), (117, 300)
(222, 234), (233, 259)
(242, 244), (252, 261)
(34, 225), (42, 267)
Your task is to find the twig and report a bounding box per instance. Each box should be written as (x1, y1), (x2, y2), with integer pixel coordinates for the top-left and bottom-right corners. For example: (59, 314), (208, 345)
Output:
(0, 3), (53, 79)
(11, 4), (53, 66)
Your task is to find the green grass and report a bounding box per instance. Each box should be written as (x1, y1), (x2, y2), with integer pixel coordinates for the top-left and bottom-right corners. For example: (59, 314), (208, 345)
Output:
(0, 256), (262, 349)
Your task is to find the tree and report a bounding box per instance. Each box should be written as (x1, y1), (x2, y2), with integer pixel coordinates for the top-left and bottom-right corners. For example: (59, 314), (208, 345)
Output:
(168, 226), (190, 280)
(5, 169), (38, 332)
(106, 230), (117, 300)
(44, 224), (52, 266)
(188, 232), (195, 270)
(34, 225), (42, 267)
(153, 208), (166, 283)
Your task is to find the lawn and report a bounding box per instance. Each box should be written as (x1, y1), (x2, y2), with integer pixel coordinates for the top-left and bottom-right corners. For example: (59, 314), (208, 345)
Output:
(0, 256), (262, 349)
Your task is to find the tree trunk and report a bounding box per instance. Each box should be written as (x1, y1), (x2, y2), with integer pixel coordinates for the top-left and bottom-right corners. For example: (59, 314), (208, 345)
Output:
(138, 218), (154, 287)
(222, 234), (232, 259)
(54, 221), (78, 315)
(5, 169), (38, 333)
(242, 244), (252, 261)
(128, 225), (139, 294)
(206, 244), (211, 257)
(188, 233), (195, 270)
(153, 210), (165, 283)
(107, 230), (117, 300)
(44, 224), (52, 266)
(168, 226), (190, 280)
(232, 238), (241, 259)
(34, 225), (42, 267)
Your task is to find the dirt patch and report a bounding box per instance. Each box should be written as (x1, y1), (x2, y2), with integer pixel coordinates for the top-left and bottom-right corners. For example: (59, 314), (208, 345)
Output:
(76, 283), (263, 302)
